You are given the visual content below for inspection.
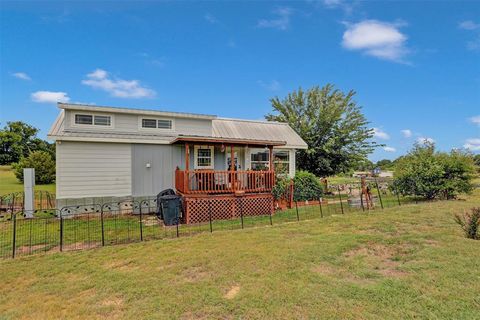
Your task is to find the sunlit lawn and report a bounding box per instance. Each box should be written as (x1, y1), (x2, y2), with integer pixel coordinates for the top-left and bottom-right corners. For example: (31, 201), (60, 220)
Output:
(0, 189), (479, 319)
(0, 165), (55, 195)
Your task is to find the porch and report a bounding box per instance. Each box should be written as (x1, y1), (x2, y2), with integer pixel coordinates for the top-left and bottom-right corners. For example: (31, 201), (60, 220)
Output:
(171, 137), (286, 223)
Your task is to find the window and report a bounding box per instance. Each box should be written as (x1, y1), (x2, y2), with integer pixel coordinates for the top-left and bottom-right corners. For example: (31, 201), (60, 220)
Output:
(157, 119), (172, 129)
(250, 149), (270, 171)
(75, 114), (93, 125)
(74, 114), (112, 127)
(142, 119), (157, 128)
(274, 150), (290, 175)
(194, 146), (214, 169)
(94, 115), (111, 126)
(140, 118), (173, 130)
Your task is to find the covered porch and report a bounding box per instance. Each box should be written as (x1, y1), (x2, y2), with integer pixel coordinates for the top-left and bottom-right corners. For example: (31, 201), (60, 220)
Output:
(172, 136), (289, 195)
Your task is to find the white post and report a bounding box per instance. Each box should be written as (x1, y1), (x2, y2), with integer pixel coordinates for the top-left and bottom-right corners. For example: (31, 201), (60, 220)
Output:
(24, 168), (35, 218)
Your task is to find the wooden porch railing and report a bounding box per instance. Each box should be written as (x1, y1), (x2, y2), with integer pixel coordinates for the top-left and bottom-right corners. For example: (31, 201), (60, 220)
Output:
(175, 169), (275, 194)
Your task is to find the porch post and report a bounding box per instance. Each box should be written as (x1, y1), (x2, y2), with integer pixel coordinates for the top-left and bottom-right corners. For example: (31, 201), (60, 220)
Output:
(230, 145), (236, 191)
(185, 143), (189, 193)
(269, 146), (274, 187)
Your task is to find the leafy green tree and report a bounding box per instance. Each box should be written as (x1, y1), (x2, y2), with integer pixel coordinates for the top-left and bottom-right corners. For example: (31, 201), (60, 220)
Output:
(12, 151), (56, 184)
(393, 142), (475, 199)
(376, 159), (393, 170)
(0, 121), (54, 164)
(266, 84), (378, 176)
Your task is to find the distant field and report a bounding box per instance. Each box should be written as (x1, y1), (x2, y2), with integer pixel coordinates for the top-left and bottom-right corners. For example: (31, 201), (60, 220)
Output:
(0, 189), (478, 319)
(0, 165), (55, 195)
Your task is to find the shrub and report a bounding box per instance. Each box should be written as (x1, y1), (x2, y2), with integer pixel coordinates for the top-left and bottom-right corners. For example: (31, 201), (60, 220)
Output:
(454, 208), (480, 240)
(272, 177), (290, 200)
(393, 142), (475, 199)
(12, 151), (55, 184)
(293, 170), (323, 201)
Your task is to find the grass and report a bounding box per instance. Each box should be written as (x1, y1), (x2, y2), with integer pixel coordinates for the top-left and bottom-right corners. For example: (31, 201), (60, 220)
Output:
(0, 165), (55, 195)
(0, 190), (479, 319)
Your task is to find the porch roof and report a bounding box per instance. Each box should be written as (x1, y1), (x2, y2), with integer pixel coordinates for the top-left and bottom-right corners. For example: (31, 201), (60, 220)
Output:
(170, 135), (287, 146)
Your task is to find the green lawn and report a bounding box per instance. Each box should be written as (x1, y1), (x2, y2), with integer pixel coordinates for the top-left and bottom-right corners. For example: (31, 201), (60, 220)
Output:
(0, 165), (55, 195)
(0, 190), (479, 319)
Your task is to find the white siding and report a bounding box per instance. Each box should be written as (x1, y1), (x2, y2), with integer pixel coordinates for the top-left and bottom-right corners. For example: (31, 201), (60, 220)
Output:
(56, 141), (132, 199)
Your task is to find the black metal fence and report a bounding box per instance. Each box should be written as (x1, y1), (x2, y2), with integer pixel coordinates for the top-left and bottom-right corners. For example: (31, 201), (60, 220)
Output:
(0, 179), (427, 260)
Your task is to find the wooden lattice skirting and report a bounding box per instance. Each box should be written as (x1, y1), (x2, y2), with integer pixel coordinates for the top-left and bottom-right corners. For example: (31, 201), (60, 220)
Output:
(182, 193), (274, 224)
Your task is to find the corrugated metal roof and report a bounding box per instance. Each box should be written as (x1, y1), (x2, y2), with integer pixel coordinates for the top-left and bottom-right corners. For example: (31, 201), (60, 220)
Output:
(212, 118), (307, 149)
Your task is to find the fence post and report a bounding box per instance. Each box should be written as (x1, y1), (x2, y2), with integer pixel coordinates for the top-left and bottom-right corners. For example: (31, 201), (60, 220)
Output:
(100, 205), (105, 247)
(295, 201), (300, 221)
(359, 185), (365, 212)
(374, 178), (384, 209)
(337, 188), (344, 214)
(318, 196), (323, 218)
(12, 213), (17, 258)
(139, 202), (143, 241)
(395, 186), (401, 206)
(59, 211), (64, 252)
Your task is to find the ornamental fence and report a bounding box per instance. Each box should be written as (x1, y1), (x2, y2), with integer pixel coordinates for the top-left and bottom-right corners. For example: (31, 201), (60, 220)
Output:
(0, 178), (434, 259)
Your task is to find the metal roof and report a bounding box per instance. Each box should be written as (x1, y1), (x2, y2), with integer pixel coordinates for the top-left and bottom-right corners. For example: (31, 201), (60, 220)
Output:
(212, 118), (308, 149)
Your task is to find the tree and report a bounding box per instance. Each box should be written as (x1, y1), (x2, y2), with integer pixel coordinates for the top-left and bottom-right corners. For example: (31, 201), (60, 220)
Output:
(12, 151), (56, 184)
(376, 159), (393, 170)
(266, 85), (377, 176)
(0, 121), (54, 164)
(393, 142), (475, 199)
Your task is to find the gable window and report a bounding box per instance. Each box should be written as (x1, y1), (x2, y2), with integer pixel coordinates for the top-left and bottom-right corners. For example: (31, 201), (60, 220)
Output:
(194, 146), (214, 169)
(142, 119), (157, 128)
(74, 114), (112, 127)
(140, 118), (173, 130)
(94, 115), (111, 126)
(75, 114), (93, 125)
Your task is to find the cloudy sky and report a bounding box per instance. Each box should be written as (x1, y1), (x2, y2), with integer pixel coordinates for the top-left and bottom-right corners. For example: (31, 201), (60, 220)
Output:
(1, 1), (479, 160)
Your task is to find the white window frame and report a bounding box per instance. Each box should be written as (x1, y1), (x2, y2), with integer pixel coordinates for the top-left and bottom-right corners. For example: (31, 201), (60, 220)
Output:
(194, 145), (214, 169)
(249, 148), (270, 171)
(273, 149), (290, 176)
(71, 113), (114, 129)
(138, 116), (175, 132)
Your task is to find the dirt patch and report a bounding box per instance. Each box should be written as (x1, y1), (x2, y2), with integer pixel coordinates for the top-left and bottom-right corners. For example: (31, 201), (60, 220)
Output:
(224, 285), (240, 299)
(181, 266), (211, 283)
(16, 244), (47, 254)
(102, 296), (124, 307)
(343, 243), (411, 278)
(104, 259), (139, 272)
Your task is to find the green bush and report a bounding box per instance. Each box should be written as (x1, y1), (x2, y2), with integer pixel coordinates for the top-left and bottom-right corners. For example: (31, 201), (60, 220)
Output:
(272, 177), (290, 200)
(293, 170), (323, 201)
(454, 207), (480, 240)
(393, 142), (475, 200)
(12, 151), (56, 184)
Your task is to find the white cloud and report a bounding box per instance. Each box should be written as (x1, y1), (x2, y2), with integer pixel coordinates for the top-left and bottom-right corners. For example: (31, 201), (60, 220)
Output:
(417, 137), (435, 144)
(372, 127), (390, 140)
(322, 0), (353, 14)
(459, 20), (480, 30)
(12, 72), (31, 81)
(82, 69), (156, 98)
(401, 129), (412, 138)
(257, 80), (280, 91)
(257, 7), (292, 31)
(342, 20), (409, 62)
(383, 146), (396, 152)
(204, 13), (217, 24)
(31, 91), (70, 103)
(464, 138), (480, 151)
(470, 115), (480, 126)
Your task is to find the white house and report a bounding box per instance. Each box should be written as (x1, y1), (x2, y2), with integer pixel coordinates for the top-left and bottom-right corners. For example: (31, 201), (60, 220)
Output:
(48, 103), (307, 220)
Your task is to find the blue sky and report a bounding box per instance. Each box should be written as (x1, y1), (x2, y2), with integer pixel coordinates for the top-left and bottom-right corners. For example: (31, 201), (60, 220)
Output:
(1, 1), (479, 161)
